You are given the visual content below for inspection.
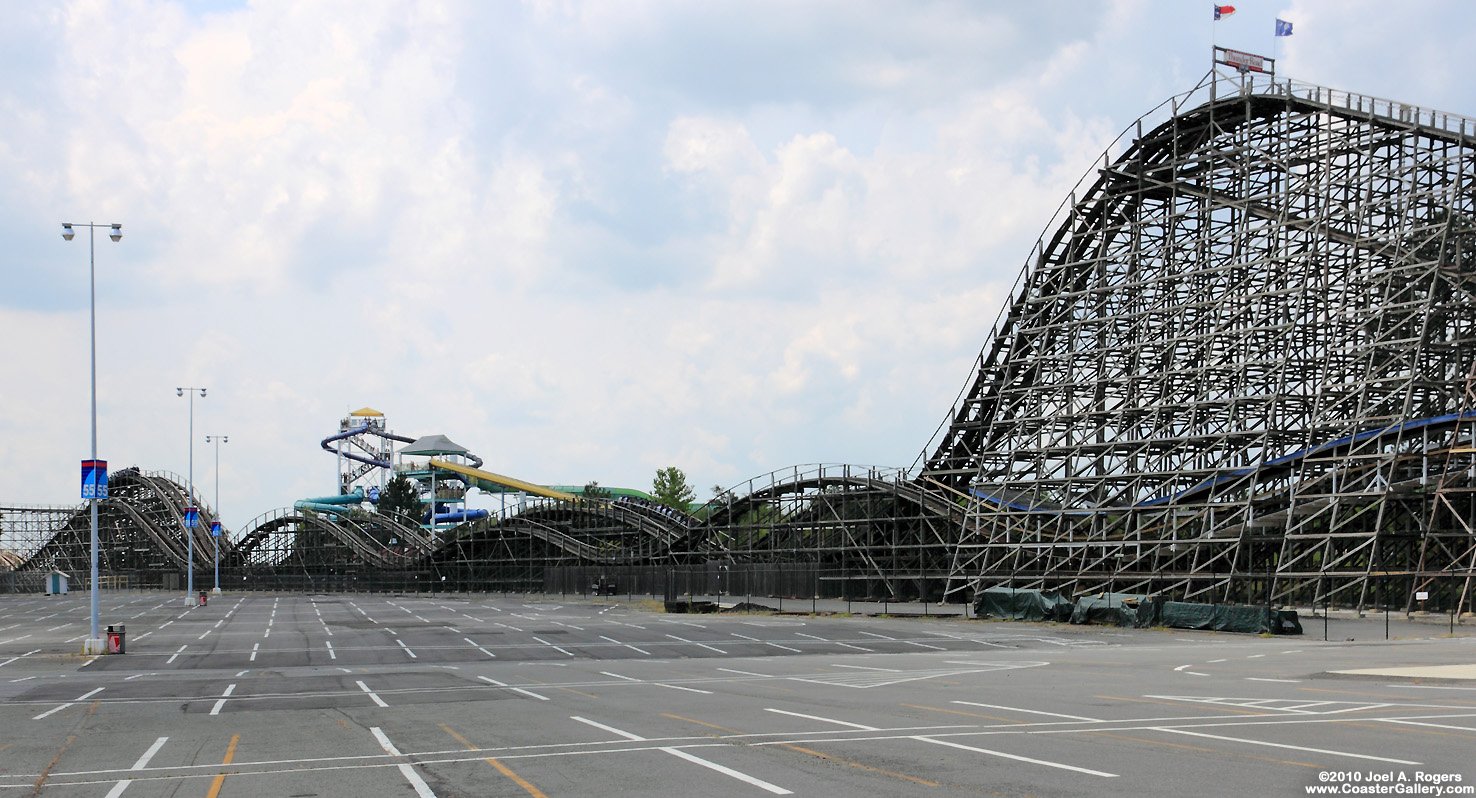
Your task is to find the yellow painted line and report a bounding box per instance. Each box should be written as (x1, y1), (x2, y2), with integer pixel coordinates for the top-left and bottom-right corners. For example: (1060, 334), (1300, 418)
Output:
(440, 724), (550, 798)
(1341, 720), (1476, 741)
(524, 677), (597, 700)
(0, 743), (11, 753)
(1094, 695), (1268, 715)
(662, 712), (736, 733)
(205, 734), (240, 798)
(660, 714), (939, 787)
(900, 703), (1024, 723)
(1089, 731), (1320, 768)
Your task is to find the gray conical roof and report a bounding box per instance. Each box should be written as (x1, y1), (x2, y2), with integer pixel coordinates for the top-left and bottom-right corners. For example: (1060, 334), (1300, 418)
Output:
(400, 434), (471, 456)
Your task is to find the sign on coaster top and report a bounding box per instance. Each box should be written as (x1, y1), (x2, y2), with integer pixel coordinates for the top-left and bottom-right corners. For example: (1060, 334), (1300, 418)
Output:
(1215, 46), (1274, 75)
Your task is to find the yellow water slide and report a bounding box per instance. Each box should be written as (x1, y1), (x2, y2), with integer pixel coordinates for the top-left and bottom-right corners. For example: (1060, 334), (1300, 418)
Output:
(427, 458), (577, 501)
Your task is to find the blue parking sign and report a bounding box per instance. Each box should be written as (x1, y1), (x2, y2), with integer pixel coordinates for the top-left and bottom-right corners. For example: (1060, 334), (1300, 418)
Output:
(211, 521), (222, 538)
(81, 460), (108, 499)
(184, 507), (199, 528)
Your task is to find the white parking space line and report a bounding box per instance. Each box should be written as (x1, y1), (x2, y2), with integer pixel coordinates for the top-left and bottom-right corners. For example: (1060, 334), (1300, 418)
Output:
(0, 648), (41, 669)
(655, 683), (712, 694)
(766, 642), (802, 653)
(1246, 677), (1300, 683)
(661, 747), (793, 795)
(765, 708), (878, 730)
(326, 641), (336, 660)
(600, 635), (650, 655)
(357, 680), (390, 708)
(1154, 728), (1422, 764)
(210, 684), (236, 716)
(103, 736), (169, 797)
(396, 639), (418, 659)
(532, 636), (574, 656)
(464, 637), (496, 658)
(167, 645), (187, 664)
(666, 634), (726, 654)
(368, 727), (440, 798)
(568, 714), (791, 793)
(1382, 719), (1476, 733)
(371, 726), (403, 755)
(858, 631), (895, 640)
(952, 701), (1101, 722)
(913, 735), (1118, 778)
(572, 715), (647, 740)
(716, 667), (768, 677)
(250, 643), (259, 661)
(600, 671), (640, 681)
(478, 675), (547, 701)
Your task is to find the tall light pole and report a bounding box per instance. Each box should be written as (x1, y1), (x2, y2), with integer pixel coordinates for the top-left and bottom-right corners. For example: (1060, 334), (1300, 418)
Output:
(205, 434), (228, 594)
(177, 386), (206, 605)
(62, 221), (120, 653)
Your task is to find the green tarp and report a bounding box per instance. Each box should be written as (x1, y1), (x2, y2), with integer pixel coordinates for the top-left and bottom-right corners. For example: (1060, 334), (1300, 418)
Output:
(1158, 601), (1303, 635)
(974, 587), (1074, 622)
(1069, 593), (1163, 628)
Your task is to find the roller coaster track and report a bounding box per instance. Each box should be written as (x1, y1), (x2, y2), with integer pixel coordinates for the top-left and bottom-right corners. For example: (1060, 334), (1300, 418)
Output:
(15, 469), (225, 573)
(229, 507), (432, 570)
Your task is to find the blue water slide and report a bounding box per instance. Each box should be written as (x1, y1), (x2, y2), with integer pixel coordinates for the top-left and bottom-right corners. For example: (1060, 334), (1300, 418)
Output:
(294, 488), (370, 516)
(320, 425), (419, 469)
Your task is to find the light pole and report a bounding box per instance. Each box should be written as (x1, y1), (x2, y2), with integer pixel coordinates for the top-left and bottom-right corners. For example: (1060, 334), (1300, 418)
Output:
(205, 434), (228, 594)
(62, 222), (120, 653)
(177, 386), (206, 604)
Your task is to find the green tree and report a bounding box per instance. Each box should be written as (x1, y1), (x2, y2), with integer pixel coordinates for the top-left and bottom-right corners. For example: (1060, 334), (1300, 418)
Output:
(652, 466), (696, 511)
(711, 484), (734, 503)
(582, 481), (612, 500)
(379, 474), (424, 523)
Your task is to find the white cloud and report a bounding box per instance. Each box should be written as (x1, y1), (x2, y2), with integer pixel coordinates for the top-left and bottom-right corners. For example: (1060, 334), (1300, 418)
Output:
(3, 0), (1472, 533)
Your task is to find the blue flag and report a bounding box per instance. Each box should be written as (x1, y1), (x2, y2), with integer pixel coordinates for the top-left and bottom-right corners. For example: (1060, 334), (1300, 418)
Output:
(1275, 19), (1293, 36)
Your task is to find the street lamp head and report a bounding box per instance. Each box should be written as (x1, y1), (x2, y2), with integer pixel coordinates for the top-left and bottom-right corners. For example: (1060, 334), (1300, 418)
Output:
(109, 224), (122, 242)
(61, 223), (74, 241)
(223, 435), (229, 444)
(200, 388), (207, 397)
(176, 388), (183, 397)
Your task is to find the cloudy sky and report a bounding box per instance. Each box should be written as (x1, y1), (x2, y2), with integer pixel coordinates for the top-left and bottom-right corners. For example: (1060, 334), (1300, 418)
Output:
(3, 0), (1474, 530)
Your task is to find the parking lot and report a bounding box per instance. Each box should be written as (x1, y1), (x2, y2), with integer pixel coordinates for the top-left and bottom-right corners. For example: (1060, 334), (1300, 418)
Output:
(1, 592), (1473, 797)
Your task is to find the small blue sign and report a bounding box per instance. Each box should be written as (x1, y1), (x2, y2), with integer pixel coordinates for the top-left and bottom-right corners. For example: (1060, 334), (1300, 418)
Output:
(210, 521), (222, 538)
(184, 507), (199, 528)
(81, 459), (108, 499)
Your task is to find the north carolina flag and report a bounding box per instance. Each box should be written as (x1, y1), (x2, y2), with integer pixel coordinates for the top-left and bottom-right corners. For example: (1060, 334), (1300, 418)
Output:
(1275, 19), (1294, 36)
(1214, 5), (1236, 20)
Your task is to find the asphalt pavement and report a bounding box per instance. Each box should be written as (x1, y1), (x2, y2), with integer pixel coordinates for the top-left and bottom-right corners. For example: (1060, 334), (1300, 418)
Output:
(1, 591), (1473, 797)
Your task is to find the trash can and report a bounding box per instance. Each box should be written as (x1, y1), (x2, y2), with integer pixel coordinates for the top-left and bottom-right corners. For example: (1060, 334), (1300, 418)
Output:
(199, 591), (208, 607)
(106, 624), (125, 654)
